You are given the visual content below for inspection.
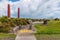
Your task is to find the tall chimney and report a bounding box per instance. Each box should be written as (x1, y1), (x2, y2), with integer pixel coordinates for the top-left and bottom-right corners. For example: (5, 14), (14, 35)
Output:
(18, 8), (20, 18)
(8, 4), (10, 18)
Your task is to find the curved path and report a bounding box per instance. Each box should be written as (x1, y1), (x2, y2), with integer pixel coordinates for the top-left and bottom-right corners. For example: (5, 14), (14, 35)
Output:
(15, 21), (43, 40)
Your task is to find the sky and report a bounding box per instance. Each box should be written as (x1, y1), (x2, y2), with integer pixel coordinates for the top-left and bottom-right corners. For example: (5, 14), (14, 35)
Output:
(0, 0), (60, 19)
(9, 0), (20, 2)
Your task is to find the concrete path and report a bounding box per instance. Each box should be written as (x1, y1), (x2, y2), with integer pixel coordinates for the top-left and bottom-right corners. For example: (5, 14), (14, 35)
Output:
(15, 21), (42, 40)
(33, 21), (43, 24)
(15, 34), (36, 40)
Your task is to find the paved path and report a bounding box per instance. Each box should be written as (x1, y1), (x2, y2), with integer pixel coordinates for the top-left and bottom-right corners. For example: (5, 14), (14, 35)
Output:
(33, 21), (43, 24)
(15, 21), (43, 40)
(15, 34), (36, 40)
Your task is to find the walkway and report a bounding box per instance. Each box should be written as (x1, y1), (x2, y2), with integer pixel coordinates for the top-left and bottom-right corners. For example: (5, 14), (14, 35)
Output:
(15, 21), (43, 40)
(15, 33), (36, 40)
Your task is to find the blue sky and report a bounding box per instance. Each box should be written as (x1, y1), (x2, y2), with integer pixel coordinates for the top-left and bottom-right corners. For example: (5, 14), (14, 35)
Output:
(9, 0), (20, 2)
(0, 0), (60, 19)
(0, 0), (2, 1)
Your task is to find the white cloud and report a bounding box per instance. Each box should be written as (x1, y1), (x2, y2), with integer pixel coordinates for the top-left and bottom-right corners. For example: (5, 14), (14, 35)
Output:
(0, 0), (60, 18)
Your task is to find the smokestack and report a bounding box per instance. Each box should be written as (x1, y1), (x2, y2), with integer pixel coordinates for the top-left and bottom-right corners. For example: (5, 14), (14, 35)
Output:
(8, 4), (10, 18)
(18, 8), (20, 18)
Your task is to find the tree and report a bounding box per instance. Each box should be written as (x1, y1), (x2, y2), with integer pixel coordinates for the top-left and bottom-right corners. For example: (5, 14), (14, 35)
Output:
(54, 18), (59, 21)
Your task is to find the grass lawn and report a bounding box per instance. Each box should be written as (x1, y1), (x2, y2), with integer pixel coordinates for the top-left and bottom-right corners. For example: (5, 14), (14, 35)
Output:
(0, 33), (16, 38)
(35, 34), (60, 40)
(35, 20), (60, 34)
(34, 20), (60, 40)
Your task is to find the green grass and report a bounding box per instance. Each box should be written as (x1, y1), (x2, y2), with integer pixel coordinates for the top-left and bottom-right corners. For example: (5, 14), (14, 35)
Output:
(34, 20), (60, 40)
(35, 20), (60, 34)
(0, 33), (16, 38)
(35, 34), (60, 40)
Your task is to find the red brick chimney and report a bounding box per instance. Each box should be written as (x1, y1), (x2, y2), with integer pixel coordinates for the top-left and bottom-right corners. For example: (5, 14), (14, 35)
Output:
(18, 8), (20, 18)
(8, 4), (10, 18)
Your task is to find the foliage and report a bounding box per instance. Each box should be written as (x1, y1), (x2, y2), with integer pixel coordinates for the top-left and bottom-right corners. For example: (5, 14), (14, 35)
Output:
(0, 16), (28, 33)
(54, 18), (59, 21)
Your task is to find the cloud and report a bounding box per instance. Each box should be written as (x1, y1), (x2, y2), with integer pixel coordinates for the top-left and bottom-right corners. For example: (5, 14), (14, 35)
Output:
(0, 0), (60, 19)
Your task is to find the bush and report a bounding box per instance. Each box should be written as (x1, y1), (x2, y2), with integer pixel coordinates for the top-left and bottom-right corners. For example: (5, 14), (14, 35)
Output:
(22, 20), (27, 25)
(54, 18), (59, 21)
(0, 16), (29, 33)
(0, 26), (10, 33)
